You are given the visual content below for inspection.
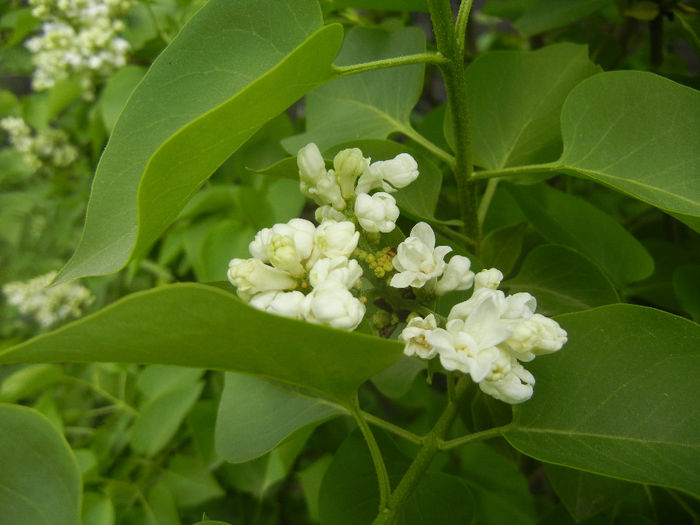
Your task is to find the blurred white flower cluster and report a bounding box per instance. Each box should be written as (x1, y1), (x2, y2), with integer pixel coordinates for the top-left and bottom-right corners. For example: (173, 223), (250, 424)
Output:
(0, 116), (78, 172)
(399, 268), (567, 404)
(26, 0), (133, 96)
(2, 271), (94, 328)
(227, 142), (567, 404)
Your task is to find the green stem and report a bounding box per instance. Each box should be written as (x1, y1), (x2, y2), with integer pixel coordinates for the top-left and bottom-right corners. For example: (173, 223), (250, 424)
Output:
(471, 162), (560, 180)
(372, 375), (472, 525)
(399, 124), (455, 167)
(455, 0), (475, 57)
(477, 178), (499, 225)
(332, 52), (448, 78)
(435, 224), (477, 248)
(351, 399), (392, 510)
(439, 424), (511, 450)
(427, 0), (480, 254)
(362, 411), (424, 445)
(59, 376), (139, 416)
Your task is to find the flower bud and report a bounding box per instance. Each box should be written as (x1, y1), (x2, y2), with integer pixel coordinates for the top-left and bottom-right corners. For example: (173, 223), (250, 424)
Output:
(309, 220), (359, 266)
(474, 268), (503, 290)
(435, 255), (474, 296)
(302, 282), (365, 331)
(249, 290), (305, 319)
(333, 148), (368, 198)
(308, 257), (363, 289)
(315, 205), (346, 223)
(227, 258), (297, 301)
(356, 153), (418, 193)
(297, 143), (345, 210)
(354, 192), (400, 233)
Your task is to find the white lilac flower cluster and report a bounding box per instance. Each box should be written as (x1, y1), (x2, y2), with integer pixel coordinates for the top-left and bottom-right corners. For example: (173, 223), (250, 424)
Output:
(25, 0), (133, 96)
(399, 267), (567, 404)
(227, 143), (567, 404)
(0, 116), (78, 172)
(2, 271), (94, 328)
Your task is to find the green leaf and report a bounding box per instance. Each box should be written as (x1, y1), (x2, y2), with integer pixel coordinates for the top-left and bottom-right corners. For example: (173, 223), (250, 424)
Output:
(481, 222), (528, 276)
(298, 455), (334, 522)
(57, 0), (343, 282)
(544, 464), (636, 522)
(130, 380), (204, 456)
(0, 364), (64, 402)
(282, 25), (425, 153)
(557, 71), (700, 230)
(82, 492), (115, 525)
(464, 43), (600, 170)
(507, 183), (654, 286)
(215, 372), (344, 463)
(505, 244), (619, 316)
(136, 365), (204, 401)
(0, 283), (401, 405)
(160, 455), (225, 508)
(97, 65), (146, 134)
(0, 404), (81, 525)
(319, 430), (475, 525)
(505, 304), (700, 497)
(673, 265), (700, 321)
(371, 355), (425, 399)
(457, 442), (536, 525)
(514, 0), (611, 35)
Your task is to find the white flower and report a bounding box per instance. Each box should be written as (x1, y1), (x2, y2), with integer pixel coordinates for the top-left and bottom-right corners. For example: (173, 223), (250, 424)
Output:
(435, 255), (474, 296)
(390, 222), (451, 289)
(308, 257), (363, 289)
(503, 313), (567, 361)
(399, 314), (438, 359)
(309, 220), (359, 265)
(479, 359), (535, 404)
(356, 153), (419, 194)
(474, 268), (503, 290)
(227, 258), (297, 301)
(354, 192), (400, 233)
(297, 143), (345, 210)
(315, 205), (346, 223)
(302, 282), (365, 331)
(333, 148), (368, 198)
(428, 292), (513, 382)
(249, 290), (306, 320)
(248, 218), (315, 277)
(2, 271), (94, 328)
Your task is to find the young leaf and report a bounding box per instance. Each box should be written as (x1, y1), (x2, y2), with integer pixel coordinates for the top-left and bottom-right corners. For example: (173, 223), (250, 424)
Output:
(57, 0), (343, 282)
(0, 404), (81, 525)
(0, 284), (402, 406)
(215, 372), (344, 463)
(282, 26), (426, 153)
(558, 71), (700, 230)
(463, 43), (600, 170)
(505, 244), (619, 315)
(505, 304), (700, 498)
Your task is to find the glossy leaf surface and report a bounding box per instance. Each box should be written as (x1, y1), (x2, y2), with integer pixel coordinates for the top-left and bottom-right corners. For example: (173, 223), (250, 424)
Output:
(465, 44), (599, 170)
(508, 183), (653, 286)
(558, 71), (700, 229)
(215, 373), (343, 463)
(58, 0), (343, 282)
(0, 284), (402, 405)
(506, 305), (700, 497)
(505, 244), (619, 315)
(283, 26), (425, 153)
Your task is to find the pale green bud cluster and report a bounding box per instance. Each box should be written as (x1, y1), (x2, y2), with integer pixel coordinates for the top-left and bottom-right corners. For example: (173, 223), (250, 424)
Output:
(3, 271), (94, 328)
(26, 0), (133, 97)
(0, 117), (78, 172)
